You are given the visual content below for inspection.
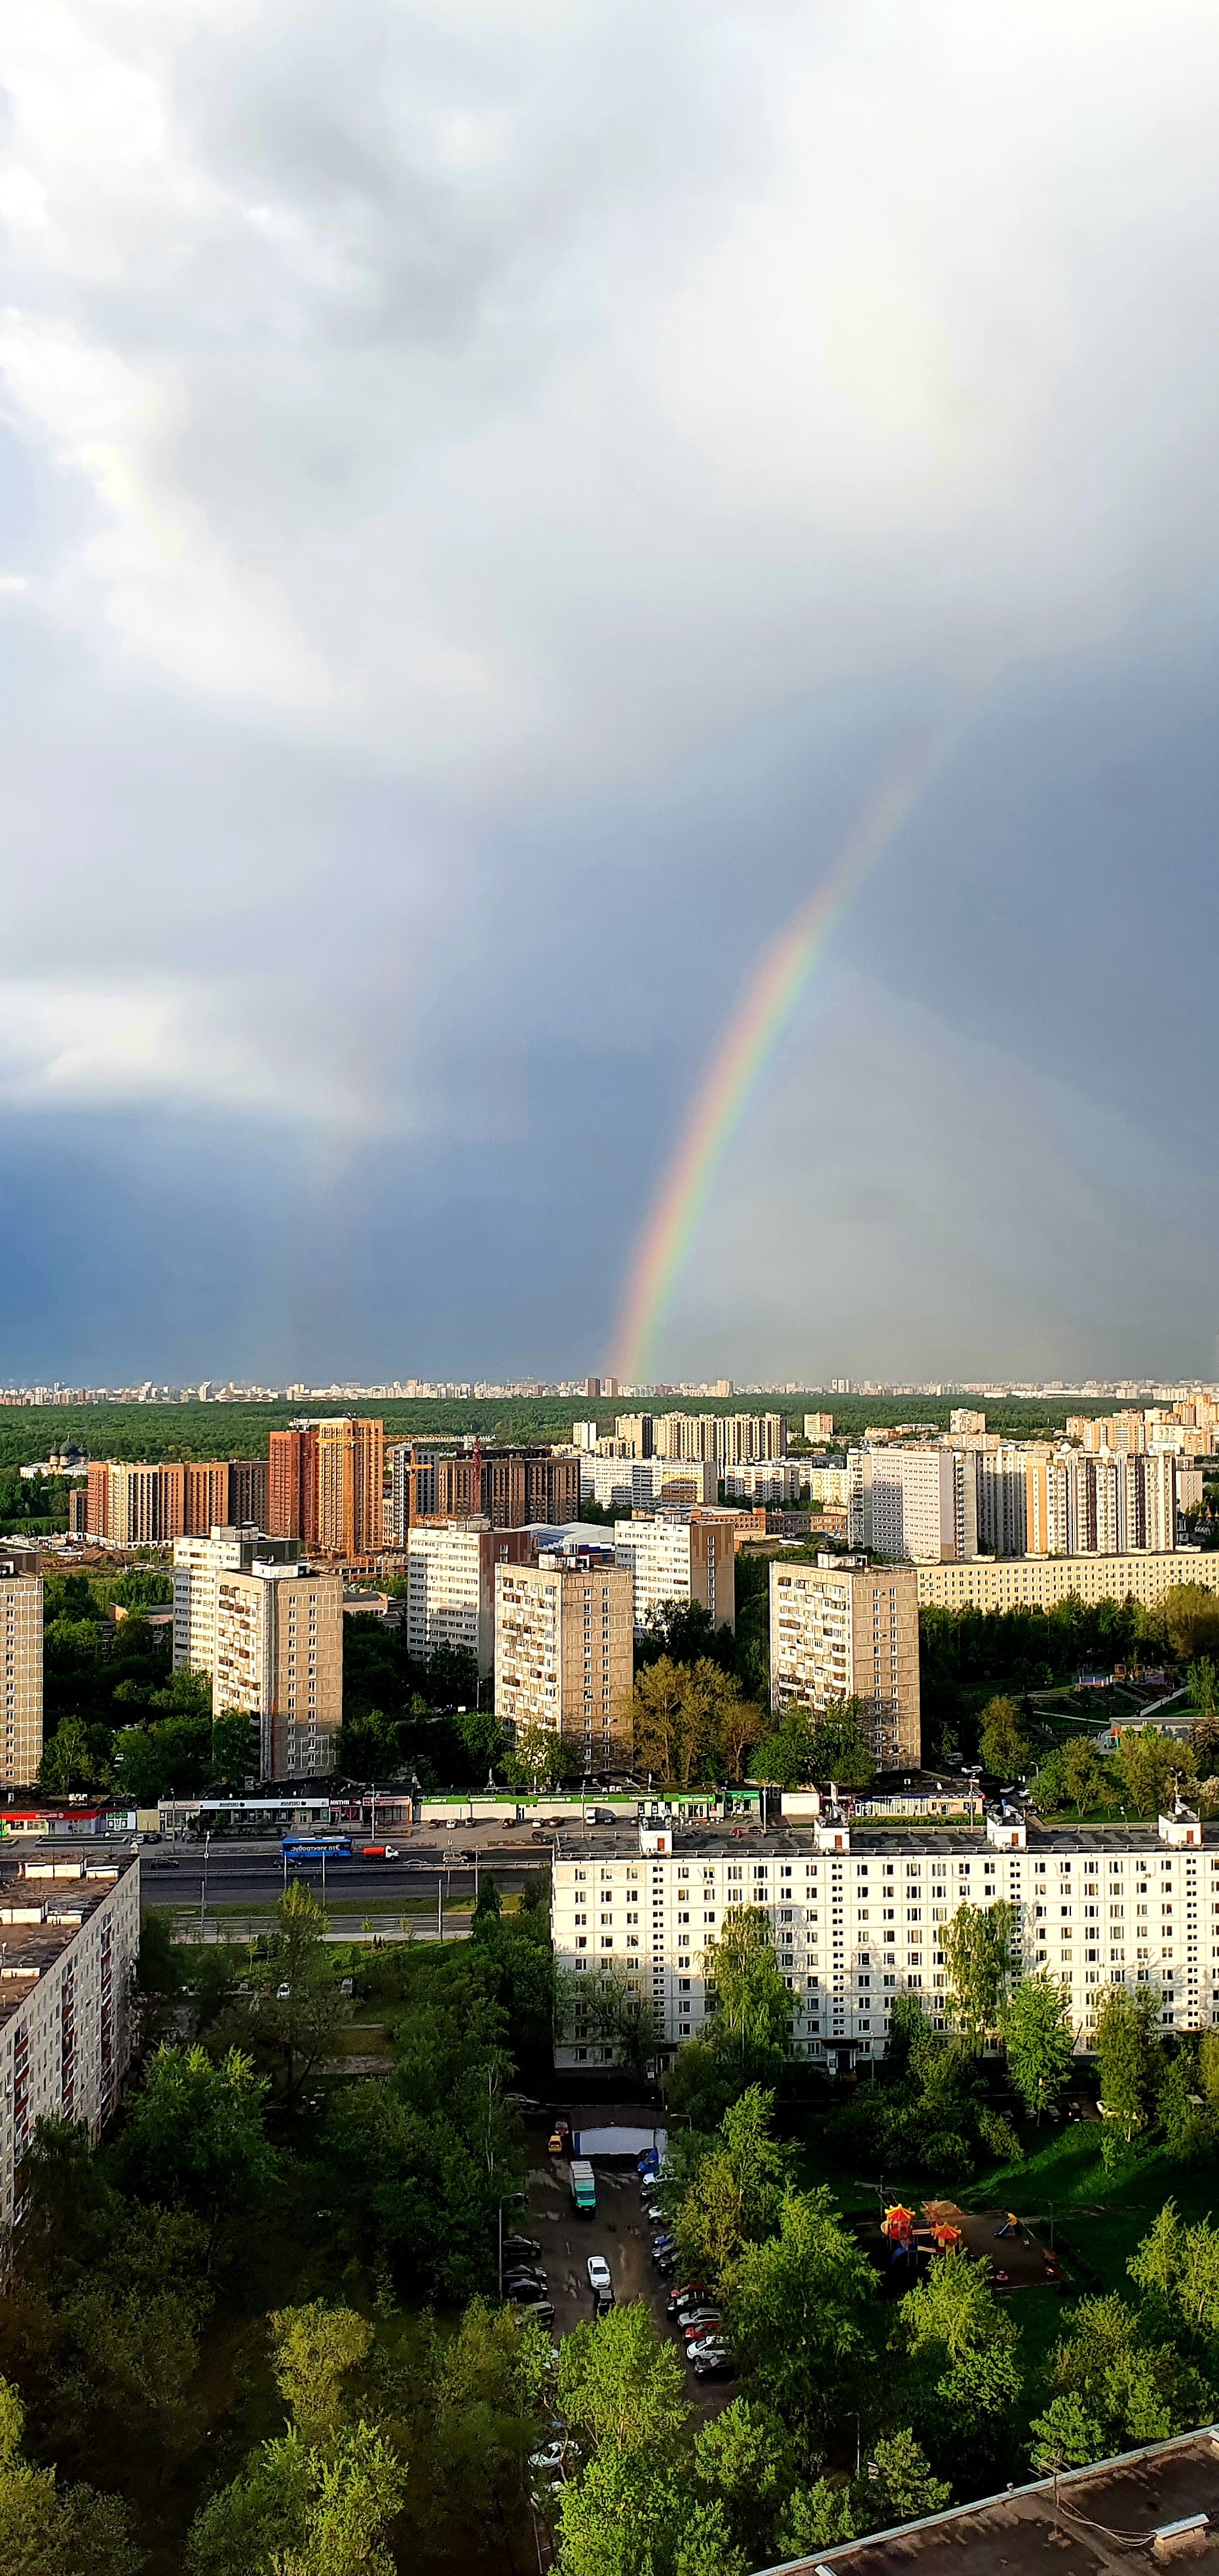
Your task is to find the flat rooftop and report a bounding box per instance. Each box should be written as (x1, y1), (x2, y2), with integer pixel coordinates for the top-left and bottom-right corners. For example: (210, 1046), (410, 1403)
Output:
(781, 2427), (1219, 2576)
(552, 1821), (1209, 1860)
(0, 1853), (136, 2032)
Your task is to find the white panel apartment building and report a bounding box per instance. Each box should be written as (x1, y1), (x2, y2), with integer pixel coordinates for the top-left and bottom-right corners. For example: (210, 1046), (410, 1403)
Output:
(552, 1806), (1218, 2066)
(579, 1455), (718, 1513)
(403, 1520), (533, 1677)
(0, 1548), (42, 1785)
(495, 1554), (634, 1766)
(174, 1529), (299, 1679)
(848, 1447), (978, 1562)
(0, 1852), (140, 2224)
(769, 1556), (921, 1768)
(213, 1561), (344, 1779)
(613, 1515), (736, 1637)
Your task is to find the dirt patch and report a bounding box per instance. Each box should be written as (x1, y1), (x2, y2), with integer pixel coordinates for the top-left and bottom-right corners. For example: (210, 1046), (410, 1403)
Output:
(921, 2199), (1061, 2288)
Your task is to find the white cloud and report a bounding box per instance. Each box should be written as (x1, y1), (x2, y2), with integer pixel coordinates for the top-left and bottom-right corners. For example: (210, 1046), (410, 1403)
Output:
(0, 979), (373, 1126)
(4, 0), (1219, 767)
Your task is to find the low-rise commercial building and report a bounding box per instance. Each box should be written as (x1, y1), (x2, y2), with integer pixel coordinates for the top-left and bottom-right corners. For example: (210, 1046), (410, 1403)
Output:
(551, 1803), (1218, 2064)
(0, 1850), (140, 2227)
(769, 1555), (921, 1768)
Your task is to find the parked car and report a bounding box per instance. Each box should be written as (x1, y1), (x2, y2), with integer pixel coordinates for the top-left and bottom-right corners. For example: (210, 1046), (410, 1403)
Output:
(666, 2286), (706, 2317)
(650, 2237), (676, 2262)
(506, 2279), (548, 2301)
(517, 2301), (556, 2326)
(529, 2441), (567, 2477)
(654, 2256), (676, 2278)
(692, 2348), (736, 2380)
(586, 2256), (612, 2294)
(593, 2292), (614, 2319)
(686, 2334), (730, 2362)
(548, 2130), (568, 2157)
(503, 2235), (542, 2258)
(679, 2310), (720, 2337)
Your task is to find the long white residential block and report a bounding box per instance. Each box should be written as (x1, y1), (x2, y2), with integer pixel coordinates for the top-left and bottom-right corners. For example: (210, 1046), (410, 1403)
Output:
(551, 1806), (1216, 2066)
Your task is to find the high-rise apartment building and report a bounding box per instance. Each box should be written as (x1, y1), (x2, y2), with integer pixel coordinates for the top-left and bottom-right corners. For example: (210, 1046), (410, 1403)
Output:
(613, 1514), (736, 1637)
(314, 1416), (384, 1558)
(174, 1529), (299, 1681)
(804, 1413), (835, 1442)
(614, 1415), (656, 1457)
(1024, 1451), (1180, 1558)
(213, 1559), (344, 1778)
(268, 1419), (383, 1558)
(581, 1455), (717, 1512)
(848, 1447), (977, 1563)
(0, 1547), (42, 1783)
(652, 1413), (786, 1466)
(433, 1449), (580, 1530)
(86, 1459), (269, 1545)
(403, 1521), (534, 1676)
(975, 1444), (1036, 1556)
(268, 1428), (316, 1547)
(769, 1556), (920, 1768)
(0, 1850), (140, 2226)
(384, 1444), (443, 1544)
(495, 1554), (633, 1765)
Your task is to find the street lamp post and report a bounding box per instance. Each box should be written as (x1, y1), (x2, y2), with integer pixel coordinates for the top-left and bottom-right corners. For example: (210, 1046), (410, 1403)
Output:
(200, 1832), (211, 1937)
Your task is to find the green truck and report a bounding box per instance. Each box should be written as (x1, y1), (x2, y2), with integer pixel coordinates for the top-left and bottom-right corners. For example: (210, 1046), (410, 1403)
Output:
(570, 2158), (596, 2216)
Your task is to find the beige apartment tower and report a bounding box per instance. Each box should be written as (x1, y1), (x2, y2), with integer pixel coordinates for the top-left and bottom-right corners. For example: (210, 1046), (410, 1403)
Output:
(612, 1514), (736, 1636)
(770, 1556), (921, 1769)
(0, 1549), (43, 1784)
(213, 1561), (344, 1779)
(495, 1555), (634, 1766)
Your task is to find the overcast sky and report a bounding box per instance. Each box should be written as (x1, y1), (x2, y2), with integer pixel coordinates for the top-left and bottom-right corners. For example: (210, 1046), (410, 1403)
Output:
(3, 0), (1219, 1385)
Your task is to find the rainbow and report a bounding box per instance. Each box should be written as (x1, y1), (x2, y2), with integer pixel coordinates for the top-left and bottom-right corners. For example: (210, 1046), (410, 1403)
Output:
(610, 724), (957, 1385)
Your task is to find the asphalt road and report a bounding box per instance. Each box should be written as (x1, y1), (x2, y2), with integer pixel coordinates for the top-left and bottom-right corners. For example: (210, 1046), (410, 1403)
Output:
(140, 1840), (551, 1906)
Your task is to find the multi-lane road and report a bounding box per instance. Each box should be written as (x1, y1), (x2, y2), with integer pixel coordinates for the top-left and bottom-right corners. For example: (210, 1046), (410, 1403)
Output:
(139, 1837), (552, 1909)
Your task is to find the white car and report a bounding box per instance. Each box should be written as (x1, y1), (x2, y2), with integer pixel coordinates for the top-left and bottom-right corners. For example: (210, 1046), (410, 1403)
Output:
(586, 2256), (612, 2294)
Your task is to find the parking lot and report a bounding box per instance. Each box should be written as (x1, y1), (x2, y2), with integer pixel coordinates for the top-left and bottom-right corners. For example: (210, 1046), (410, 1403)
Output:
(517, 2128), (735, 2414)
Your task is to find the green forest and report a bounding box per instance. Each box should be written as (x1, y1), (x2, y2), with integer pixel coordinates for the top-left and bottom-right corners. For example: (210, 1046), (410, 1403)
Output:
(0, 1391), (1121, 1478)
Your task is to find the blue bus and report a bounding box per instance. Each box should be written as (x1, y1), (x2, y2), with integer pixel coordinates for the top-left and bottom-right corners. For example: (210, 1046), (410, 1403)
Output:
(281, 1835), (355, 1863)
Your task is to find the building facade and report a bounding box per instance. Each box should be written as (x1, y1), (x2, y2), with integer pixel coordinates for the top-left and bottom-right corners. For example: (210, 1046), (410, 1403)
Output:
(848, 1446), (978, 1562)
(403, 1520), (534, 1677)
(0, 1851), (140, 2226)
(551, 1804), (1218, 2065)
(434, 1449), (580, 1531)
(268, 1419), (383, 1558)
(0, 1548), (42, 1785)
(213, 1561), (344, 1778)
(495, 1554), (633, 1765)
(173, 1529), (299, 1681)
(613, 1514), (736, 1637)
(86, 1459), (269, 1546)
(916, 1548), (1219, 1615)
(769, 1556), (920, 1768)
